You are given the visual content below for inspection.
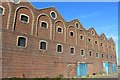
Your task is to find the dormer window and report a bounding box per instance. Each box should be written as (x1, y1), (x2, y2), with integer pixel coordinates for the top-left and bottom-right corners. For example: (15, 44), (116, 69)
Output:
(20, 14), (29, 23)
(0, 6), (4, 15)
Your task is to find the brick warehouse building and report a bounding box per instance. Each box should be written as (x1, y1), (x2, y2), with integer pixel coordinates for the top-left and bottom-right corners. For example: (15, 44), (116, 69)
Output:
(0, 0), (117, 78)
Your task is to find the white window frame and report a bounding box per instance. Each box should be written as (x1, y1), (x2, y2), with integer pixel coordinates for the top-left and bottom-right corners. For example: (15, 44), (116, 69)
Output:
(0, 6), (5, 15)
(80, 34), (84, 40)
(96, 53), (99, 58)
(11, 0), (20, 4)
(91, 30), (95, 36)
(16, 36), (27, 48)
(69, 31), (74, 37)
(39, 40), (48, 51)
(75, 22), (79, 29)
(40, 21), (48, 29)
(56, 44), (63, 53)
(70, 46), (75, 55)
(50, 11), (57, 19)
(19, 13), (29, 24)
(56, 26), (63, 34)
(80, 49), (85, 56)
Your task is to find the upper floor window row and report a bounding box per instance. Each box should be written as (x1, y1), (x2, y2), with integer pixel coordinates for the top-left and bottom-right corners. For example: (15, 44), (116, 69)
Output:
(0, 6), (5, 15)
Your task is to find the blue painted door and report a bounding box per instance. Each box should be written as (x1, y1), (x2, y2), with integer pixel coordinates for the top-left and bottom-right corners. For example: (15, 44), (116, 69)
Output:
(112, 63), (116, 73)
(103, 62), (110, 73)
(77, 63), (88, 77)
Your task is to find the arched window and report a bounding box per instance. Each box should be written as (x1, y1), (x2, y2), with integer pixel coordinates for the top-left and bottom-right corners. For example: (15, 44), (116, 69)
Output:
(80, 49), (85, 56)
(70, 47), (75, 55)
(96, 53), (99, 58)
(40, 21), (48, 28)
(95, 40), (98, 44)
(40, 40), (47, 50)
(106, 55), (108, 58)
(88, 38), (91, 43)
(75, 22), (79, 28)
(101, 42), (103, 46)
(70, 31), (74, 37)
(20, 14), (29, 23)
(91, 30), (95, 36)
(102, 54), (104, 58)
(56, 44), (63, 53)
(50, 11), (57, 19)
(0, 6), (5, 15)
(80, 34), (84, 40)
(57, 26), (63, 33)
(89, 50), (92, 56)
(17, 36), (27, 47)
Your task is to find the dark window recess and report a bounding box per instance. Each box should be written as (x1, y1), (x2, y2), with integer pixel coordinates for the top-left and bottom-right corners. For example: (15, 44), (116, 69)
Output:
(96, 53), (99, 57)
(58, 27), (62, 33)
(111, 56), (112, 59)
(70, 32), (74, 37)
(51, 12), (56, 18)
(0, 7), (3, 15)
(18, 37), (26, 47)
(102, 54), (103, 58)
(106, 55), (108, 58)
(89, 51), (92, 56)
(57, 45), (62, 52)
(88, 38), (91, 42)
(41, 22), (47, 28)
(21, 15), (28, 23)
(92, 31), (94, 35)
(101, 43), (102, 46)
(81, 50), (84, 55)
(76, 23), (79, 28)
(70, 48), (74, 54)
(95, 41), (97, 44)
(80, 35), (83, 40)
(40, 42), (46, 50)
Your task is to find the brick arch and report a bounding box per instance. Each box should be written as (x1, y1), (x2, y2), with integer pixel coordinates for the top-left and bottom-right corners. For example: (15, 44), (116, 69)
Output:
(36, 13), (52, 39)
(13, 6), (34, 35)
(66, 64), (76, 78)
(2, 2), (11, 29)
(66, 25), (77, 45)
(53, 20), (66, 42)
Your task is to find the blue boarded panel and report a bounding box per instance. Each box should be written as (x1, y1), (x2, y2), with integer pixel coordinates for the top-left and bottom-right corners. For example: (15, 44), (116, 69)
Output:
(103, 62), (110, 73)
(112, 63), (116, 73)
(77, 63), (88, 77)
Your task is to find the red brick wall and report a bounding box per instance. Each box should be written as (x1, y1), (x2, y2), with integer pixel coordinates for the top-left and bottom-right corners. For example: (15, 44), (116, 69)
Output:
(1, 1), (117, 78)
